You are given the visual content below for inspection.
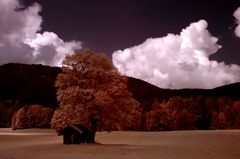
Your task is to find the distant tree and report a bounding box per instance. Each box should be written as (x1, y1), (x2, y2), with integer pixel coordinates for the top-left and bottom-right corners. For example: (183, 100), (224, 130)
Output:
(173, 108), (197, 130)
(210, 111), (219, 129)
(11, 105), (53, 130)
(164, 97), (197, 130)
(232, 100), (240, 128)
(217, 112), (227, 129)
(51, 49), (141, 143)
(144, 99), (173, 131)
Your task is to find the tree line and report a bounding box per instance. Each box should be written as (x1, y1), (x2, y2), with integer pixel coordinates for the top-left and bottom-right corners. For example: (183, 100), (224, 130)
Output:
(141, 96), (240, 131)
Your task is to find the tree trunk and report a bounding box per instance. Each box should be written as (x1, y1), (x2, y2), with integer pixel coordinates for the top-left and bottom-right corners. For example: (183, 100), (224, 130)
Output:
(90, 115), (99, 143)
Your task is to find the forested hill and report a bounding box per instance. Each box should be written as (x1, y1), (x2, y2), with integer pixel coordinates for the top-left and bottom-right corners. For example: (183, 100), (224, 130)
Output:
(0, 63), (239, 109)
(127, 77), (240, 103)
(0, 63), (61, 108)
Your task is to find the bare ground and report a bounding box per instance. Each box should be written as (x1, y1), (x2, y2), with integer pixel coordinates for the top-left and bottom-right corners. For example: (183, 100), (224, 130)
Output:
(0, 128), (240, 159)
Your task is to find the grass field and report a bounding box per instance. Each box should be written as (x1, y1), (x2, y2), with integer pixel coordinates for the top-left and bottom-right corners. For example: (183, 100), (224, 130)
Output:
(0, 128), (240, 159)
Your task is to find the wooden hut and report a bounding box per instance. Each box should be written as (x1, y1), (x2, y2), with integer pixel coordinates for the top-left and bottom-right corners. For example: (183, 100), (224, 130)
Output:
(59, 124), (92, 144)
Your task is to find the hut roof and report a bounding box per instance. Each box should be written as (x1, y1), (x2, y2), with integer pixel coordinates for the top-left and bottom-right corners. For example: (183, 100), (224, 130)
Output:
(58, 124), (89, 136)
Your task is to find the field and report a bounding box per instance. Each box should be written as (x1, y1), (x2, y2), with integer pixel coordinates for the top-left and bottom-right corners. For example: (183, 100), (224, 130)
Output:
(0, 128), (240, 159)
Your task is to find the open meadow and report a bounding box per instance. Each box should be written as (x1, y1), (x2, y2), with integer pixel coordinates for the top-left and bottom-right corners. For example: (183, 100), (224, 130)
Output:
(0, 128), (240, 159)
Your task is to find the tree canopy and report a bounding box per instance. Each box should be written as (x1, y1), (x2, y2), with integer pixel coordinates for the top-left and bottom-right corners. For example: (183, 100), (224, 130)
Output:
(51, 49), (141, 142)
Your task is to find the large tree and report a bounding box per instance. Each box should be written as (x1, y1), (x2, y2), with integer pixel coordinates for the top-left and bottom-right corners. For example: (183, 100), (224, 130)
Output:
(51, 49), (141, 143)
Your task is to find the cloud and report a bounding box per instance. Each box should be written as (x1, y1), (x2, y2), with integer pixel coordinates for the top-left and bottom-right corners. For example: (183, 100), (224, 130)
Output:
(234, 7), (240, 38)
(113, 20), (240, 89)
(0, 0), (81, 66)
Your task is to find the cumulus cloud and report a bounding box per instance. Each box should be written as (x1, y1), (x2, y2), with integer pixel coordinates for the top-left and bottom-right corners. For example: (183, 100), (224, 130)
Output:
(0, 0), (81, 66)
(113, 20), (240, 89)
(234, 7), (240, 38)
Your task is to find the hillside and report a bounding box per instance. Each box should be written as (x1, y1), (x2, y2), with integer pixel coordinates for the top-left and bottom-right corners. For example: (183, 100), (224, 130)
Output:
(0, 63), (61, 108)
(127, 77), (240, 103)
(0, 63), (239, 108)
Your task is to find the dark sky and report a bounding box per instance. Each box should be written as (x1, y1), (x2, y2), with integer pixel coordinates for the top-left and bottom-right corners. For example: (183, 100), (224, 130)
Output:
(22, 0), (240, 65)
